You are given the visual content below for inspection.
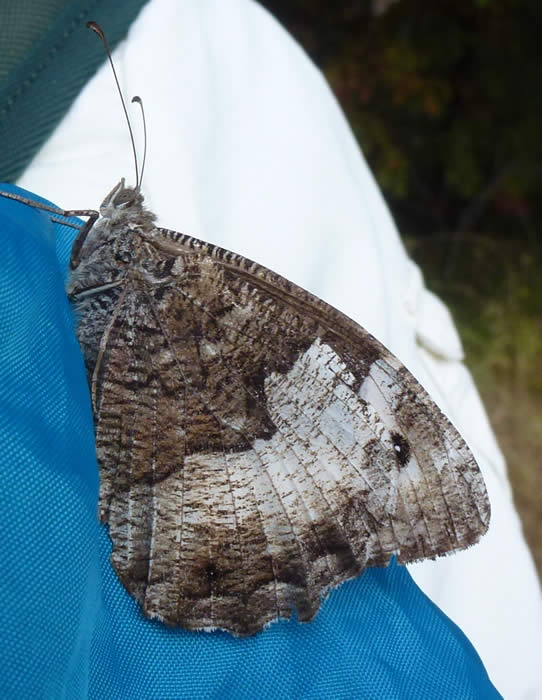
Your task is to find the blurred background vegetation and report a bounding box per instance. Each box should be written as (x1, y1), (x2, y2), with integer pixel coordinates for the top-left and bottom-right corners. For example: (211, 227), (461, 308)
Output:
(263, 0), (542, 576)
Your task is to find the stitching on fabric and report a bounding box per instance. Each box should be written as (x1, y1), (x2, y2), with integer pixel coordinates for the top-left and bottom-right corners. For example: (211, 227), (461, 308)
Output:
(0, 0), (102, 118)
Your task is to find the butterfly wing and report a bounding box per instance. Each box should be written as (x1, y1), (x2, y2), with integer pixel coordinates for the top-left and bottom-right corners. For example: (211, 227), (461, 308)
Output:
(74, 226), (490, 636)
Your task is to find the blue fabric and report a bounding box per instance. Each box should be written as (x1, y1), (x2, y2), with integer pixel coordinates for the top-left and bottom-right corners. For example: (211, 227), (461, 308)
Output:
(0, 184), (501, 699)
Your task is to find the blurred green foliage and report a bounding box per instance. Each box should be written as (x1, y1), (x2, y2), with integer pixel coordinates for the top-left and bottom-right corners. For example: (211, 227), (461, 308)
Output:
(263, 0), (542, 240)
(407, 234), (542, 391)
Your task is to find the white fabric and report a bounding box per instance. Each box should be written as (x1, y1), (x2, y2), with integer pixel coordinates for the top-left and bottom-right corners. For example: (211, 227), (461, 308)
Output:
(18, 0), (542, 696)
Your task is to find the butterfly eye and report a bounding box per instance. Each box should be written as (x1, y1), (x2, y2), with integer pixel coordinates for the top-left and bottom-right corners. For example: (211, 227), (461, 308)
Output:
(391, 433), (411, 467)
(114, 189), (136, 207)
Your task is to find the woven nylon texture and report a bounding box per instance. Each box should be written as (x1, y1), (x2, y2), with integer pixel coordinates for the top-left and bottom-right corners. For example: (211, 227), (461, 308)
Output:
(0, 0), (148, 183)
(0, 185), (501, 699)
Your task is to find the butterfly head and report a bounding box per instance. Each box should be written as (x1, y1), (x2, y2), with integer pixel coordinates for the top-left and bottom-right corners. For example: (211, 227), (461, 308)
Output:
(66, 178), (157, 300)
(99, 178), (154, 227)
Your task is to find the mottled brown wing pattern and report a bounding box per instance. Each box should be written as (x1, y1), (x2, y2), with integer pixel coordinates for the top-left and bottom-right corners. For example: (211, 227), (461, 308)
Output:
(67, 182), (490, 636)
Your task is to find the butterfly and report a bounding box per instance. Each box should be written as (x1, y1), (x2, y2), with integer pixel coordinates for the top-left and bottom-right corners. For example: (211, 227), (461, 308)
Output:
(58, 173), (489, 636)
(1, 23), (490, 637)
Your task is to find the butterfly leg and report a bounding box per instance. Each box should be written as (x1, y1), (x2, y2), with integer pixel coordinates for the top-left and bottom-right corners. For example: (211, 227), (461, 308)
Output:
(0, 189), (98, 269)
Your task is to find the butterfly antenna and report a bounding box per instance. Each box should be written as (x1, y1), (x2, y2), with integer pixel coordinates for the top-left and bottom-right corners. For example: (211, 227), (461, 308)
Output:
(131, 96), (147, 192)
(87, 21), (140, 189)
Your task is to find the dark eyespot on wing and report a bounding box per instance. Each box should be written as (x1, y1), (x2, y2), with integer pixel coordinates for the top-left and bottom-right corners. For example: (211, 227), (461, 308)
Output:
(391, 432), (411, 468)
